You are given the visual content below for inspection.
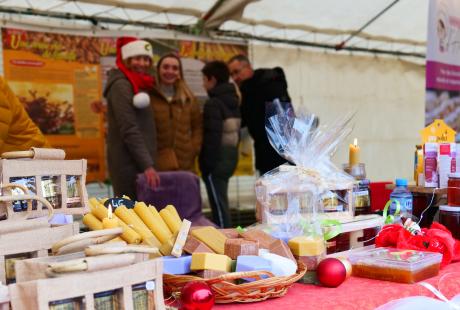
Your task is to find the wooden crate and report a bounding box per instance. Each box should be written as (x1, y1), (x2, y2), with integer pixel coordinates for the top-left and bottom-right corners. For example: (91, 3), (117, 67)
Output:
(9, 258), (165, 310)
(0, 158), (89, 218)
(0, 222), (79, 284)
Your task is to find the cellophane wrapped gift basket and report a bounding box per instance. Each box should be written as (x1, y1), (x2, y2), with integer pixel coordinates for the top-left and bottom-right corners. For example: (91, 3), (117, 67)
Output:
(255, 101), (356, 268)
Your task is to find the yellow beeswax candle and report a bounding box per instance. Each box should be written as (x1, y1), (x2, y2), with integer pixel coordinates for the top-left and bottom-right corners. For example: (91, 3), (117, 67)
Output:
(90, 201), (141, 244)
(160, 208), (181, 234)
(102, 204), (119, 229)
(165, 205), (182, 223)
(349, 138), (360, 166)
(82, 213), (103, 230)
(115, 206), (161, 247)
(134, 202), (172, 244)
(149, 205), (172, 232)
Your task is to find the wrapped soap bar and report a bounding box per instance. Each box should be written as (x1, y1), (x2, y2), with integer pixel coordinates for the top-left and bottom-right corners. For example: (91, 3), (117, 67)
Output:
(240, 229), (277, 249)
(224, 238), (259, 260)
(183, 236), (215, 254)
(235, 255), (271, 281)
(163, 255), (192, 275)
(191, 253), (232, 272)
(191, 227), (227, 254)
(260, 252), (297, 277)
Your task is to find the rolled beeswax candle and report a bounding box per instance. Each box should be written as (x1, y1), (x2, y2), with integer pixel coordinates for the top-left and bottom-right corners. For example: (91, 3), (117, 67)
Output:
(90, 202), (141, 244)
(102, 204), (118, 229)
(349, 138), (360, 166)
(115, 206), (161, 247)
(134, 202), (172, 244)
(149, 205), (172, 233)
(83, 213), (103, 230)
(160, 208), (181, 234)
(165, 205), (182, 223)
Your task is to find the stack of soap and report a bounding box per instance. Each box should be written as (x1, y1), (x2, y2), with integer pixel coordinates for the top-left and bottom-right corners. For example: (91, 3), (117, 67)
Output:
(163, 255), (192, 275)
(191, 253), (232, 272)
(288, 236), (325, 270)
(224, 238), (259, 260)
(240, 229), (277, 249)
(191, 227), (227, 254)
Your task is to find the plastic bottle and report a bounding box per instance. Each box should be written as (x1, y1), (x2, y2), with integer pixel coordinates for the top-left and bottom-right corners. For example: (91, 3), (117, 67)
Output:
(390, 178), (413, 217)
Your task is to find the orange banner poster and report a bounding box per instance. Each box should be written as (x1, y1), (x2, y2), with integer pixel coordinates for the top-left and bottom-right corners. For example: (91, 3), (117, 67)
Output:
(2, 28), (116, 181)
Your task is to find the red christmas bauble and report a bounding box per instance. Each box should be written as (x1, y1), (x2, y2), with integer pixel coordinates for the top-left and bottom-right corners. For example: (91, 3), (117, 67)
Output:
(180, 281), (215, 310)
(317, 258), (347, 287)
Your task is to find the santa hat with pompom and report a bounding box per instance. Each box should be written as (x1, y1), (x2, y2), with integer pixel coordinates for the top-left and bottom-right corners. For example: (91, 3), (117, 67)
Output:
(116, 37), (155, 108)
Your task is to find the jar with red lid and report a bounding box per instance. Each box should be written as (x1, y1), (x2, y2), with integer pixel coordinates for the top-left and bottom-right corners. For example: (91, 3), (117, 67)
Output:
(448, 173), (460, 206)
(439, 205), (460, 240)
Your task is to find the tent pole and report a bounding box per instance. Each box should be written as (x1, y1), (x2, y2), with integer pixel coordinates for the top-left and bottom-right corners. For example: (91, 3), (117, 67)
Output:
(335, 0), (401, 50)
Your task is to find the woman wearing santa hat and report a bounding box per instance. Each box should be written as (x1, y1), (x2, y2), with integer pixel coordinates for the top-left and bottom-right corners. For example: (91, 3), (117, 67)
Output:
(150, 53), (202, 172)
(104, 37), (160, 200)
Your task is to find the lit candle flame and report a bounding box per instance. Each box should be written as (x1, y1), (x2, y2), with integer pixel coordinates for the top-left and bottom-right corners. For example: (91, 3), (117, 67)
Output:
(353, 138), (358, 147)
(108, 204), (113, 219)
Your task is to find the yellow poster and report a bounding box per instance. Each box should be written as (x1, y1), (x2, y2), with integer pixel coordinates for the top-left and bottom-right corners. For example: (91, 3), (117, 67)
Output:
(2, 28), (116, 181)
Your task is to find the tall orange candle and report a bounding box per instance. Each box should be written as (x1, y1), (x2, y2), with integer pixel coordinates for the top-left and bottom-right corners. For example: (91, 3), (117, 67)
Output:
(349, 138), (360, 166)
(102, 204), (119, 229)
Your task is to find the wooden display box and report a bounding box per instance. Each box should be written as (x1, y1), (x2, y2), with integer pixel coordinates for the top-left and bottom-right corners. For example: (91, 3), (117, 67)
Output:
(0, 158), (89, 218)
(9, 258), (165, 310)
(0, 223), (79, 284)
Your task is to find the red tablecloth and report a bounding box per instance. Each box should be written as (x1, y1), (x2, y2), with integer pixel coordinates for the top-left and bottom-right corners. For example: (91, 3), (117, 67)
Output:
(214, 262), (460, 310)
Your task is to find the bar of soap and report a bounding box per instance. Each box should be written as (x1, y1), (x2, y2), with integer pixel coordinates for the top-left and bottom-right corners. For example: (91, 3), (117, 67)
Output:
(269, 239), (296, 263)
(219, 228), (240, 239)
(183, 236), (215, 254)
(191, 227), (227, 254)
(295, 255), (323, 271)
(196, 269), (228, 279)
(224, 238), (259, 260)
(191, 253), (232, 272)
(235, 255), (271, 281)
(163, 255), (192, 275)
(288, 236), (325, 256)
(260, 252), (297, 277)
(240, 229), (276, 249)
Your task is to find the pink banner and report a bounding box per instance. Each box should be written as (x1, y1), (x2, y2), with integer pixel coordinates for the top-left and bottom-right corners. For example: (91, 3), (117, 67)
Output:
(426, 61), (460, 91)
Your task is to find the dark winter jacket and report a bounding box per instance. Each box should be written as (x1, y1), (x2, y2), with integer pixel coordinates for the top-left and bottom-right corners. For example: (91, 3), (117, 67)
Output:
(199, 82), (241, 175)
(104, 69), (156, 199)
(240, 67), (291, 174)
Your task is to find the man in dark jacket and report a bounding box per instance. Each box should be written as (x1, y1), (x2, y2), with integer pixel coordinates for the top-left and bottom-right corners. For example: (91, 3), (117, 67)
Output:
(228, 54), (290, 175)
(200, 61), (241, 228)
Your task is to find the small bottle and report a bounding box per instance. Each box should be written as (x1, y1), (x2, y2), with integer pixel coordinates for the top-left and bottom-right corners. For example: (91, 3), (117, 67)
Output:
(390, 178), (413, 217)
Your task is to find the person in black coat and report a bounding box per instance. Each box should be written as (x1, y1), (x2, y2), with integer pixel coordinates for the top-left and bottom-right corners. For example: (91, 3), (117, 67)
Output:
(228, 54), (291, 175)
(200, 61), (241, 228)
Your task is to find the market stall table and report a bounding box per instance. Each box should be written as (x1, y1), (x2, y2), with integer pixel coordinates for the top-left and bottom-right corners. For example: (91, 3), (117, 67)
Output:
(214, 261), (460, 310)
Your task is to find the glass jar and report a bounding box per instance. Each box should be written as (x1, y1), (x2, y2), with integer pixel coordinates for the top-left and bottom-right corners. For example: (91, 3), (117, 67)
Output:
(439, 205), (460, 240)
(94, 290), (119, 310)
(132, 283), (149, 310)
(49, 297), (83, 310)
(447, 173), (460, 206)
(354, 179), (371, 216)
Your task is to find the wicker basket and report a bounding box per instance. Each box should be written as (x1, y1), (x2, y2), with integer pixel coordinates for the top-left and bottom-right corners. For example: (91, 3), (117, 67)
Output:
(163, 263), (307, 303)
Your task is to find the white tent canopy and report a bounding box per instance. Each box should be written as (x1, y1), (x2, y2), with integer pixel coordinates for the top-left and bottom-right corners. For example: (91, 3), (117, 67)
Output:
(0, 0), (428, 58)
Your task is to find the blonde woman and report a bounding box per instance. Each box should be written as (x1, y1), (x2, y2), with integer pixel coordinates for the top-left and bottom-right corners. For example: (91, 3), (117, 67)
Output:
(150, 53), (203, 171)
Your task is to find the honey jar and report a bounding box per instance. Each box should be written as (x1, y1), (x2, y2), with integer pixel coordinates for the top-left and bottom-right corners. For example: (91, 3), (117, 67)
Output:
(439, 205), (460, 240)
(447, 173), (460, 206)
